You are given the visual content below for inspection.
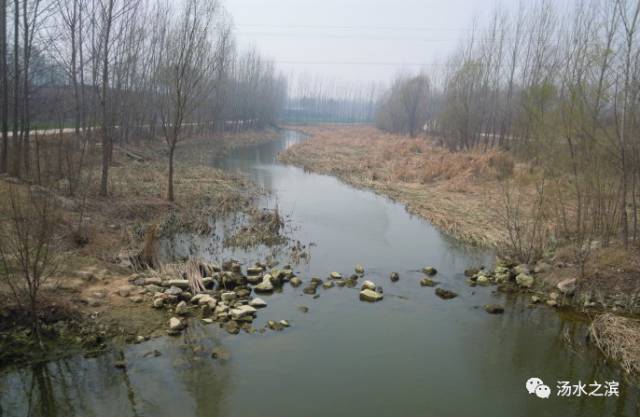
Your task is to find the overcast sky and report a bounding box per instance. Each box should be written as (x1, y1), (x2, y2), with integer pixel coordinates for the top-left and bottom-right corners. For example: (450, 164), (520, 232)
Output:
(224, 0), (523, 87)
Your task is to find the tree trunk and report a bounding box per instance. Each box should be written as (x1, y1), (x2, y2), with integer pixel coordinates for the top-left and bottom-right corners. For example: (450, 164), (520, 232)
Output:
(12, 0), (19, 178)
(167, 144), (175, 202)
(0, 0), (7, 174)
(22, 0), (30, 177)
(99, 0), (114, 197)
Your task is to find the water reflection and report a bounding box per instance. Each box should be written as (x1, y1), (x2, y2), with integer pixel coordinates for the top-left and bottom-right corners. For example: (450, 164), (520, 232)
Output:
(0, 329), (232, 417)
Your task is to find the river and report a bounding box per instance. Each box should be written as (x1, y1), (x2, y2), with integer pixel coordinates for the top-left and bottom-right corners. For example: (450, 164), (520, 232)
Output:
(0, 130), (638, 417)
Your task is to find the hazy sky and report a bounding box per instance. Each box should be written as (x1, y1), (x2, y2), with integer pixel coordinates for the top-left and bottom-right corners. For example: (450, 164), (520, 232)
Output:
(225, 0), (521, 87)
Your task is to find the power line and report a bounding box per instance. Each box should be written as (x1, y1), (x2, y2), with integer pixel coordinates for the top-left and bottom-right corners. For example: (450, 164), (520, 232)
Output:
(236, 23), (472, 32)
(236, 31), (507, 43)
(271, 60), (442, 67)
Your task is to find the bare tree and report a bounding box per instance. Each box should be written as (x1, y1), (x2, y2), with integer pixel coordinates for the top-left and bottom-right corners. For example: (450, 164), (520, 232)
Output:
(0, 186), (59, 347)
(0, 0), (7, 174)
(156, 0), (220, 202)
(376, 73), (430, 137)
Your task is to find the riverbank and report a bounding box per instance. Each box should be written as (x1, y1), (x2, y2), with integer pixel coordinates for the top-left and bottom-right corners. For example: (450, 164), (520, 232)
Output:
(0, 128), (284, 367)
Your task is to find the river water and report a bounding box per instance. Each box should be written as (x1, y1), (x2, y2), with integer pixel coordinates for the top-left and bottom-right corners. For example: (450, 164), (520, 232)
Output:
(1, 130), (638, 417)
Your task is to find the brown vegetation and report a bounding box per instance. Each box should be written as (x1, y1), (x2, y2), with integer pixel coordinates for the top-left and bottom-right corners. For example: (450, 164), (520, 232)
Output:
(281, 125), (514, 246)
(590, 313), (640, 376)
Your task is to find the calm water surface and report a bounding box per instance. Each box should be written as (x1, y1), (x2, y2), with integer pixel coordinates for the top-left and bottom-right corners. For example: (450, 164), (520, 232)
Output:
(1, 130), (638, 417)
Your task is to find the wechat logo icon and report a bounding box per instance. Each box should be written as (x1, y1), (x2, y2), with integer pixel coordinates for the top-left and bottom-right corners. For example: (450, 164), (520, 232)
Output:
(526, 377), (551, 399)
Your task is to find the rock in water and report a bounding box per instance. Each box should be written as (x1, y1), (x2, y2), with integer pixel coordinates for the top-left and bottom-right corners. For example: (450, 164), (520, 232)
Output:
(249, 298), (267, 308)
(289, 277), (302, 287)
(254, 277), (274, 294)
(476, 275), (490, 285)
(279, 320), (290, 328)
(322, 281), (334, 289)
(330, 272), (343, 279)
(267, 320), (285, 331)
(224, 321), (240, 335)
(359, 289), (383, 302)
(169, 317), (184, 331)
(230, 305), (257, 320)
(355, 265), (365, 274)
(515, 273), (534, 288)
(303, 285), (317, 295)
(420, 278), (437, 287)
(484, 304), (505, 314)
(435, 288), (458, 300)
(390, 272), (400, 282)
(422, 267), (438, 276)
(361, 280), (376, 291)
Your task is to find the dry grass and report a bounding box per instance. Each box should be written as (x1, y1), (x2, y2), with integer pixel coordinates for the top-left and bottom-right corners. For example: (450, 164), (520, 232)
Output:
(0, 129), (276, 293)
(590, 313), (640, 375)
(281, 125), (526, 246)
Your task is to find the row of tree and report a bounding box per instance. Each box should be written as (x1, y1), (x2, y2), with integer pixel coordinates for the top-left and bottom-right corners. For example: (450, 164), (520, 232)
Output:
(376, 0), (640, 254)
(438, 0), (640, 251)
(284, 74), (380, 123)
(375, 73), (430, 137)
(0, 0), (287, 200)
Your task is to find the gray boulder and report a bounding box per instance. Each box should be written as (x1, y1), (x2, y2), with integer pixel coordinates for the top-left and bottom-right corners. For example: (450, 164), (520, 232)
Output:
(422, 266), (438, 276)
(435, 288), (458, 300)
(359, 289), (383, 302)
(230, 305), (257, 320)
(249, 298), (267, 308)
(169, 317), (185, 331)
(361, 280), (376, 291)
(254, 277), (274, 294)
